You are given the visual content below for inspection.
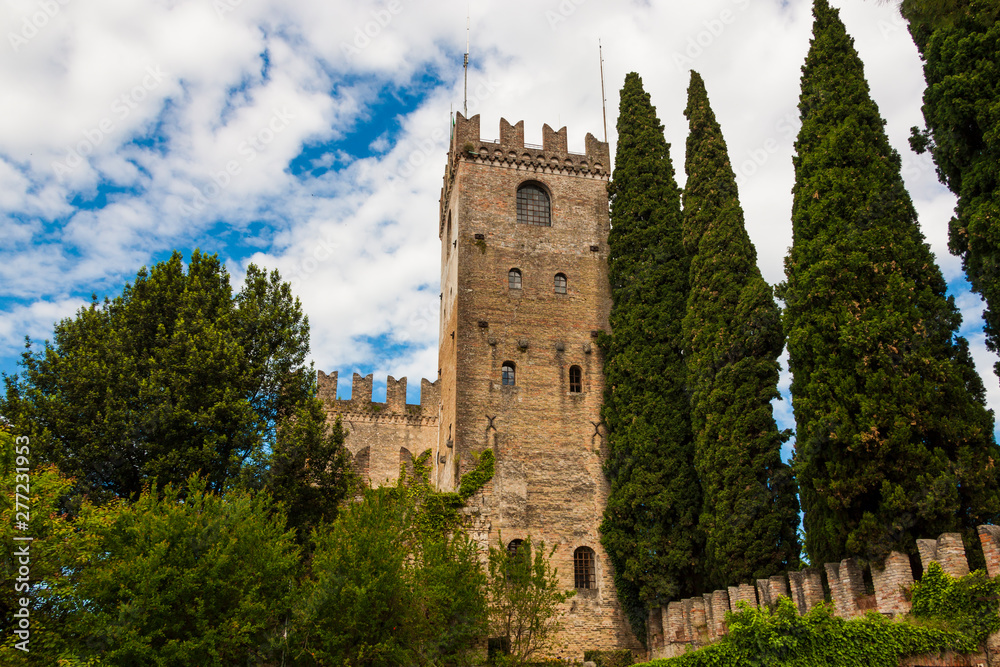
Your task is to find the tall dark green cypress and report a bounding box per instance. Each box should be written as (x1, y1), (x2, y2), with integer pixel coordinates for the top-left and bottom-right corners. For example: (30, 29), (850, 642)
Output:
(681, 71), (800, 589)
(901, 0), (1000, 380)
(781, 0), (1000, 566)
(600, 72), (700, 644)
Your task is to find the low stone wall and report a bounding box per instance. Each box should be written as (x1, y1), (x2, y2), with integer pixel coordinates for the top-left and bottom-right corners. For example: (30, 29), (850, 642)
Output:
(646, 526), (1000, 665)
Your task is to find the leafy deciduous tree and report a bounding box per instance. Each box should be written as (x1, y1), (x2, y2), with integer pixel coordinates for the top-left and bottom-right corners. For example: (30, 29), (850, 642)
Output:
(486, 535), (574, 666)
(1, 250), (316, 499)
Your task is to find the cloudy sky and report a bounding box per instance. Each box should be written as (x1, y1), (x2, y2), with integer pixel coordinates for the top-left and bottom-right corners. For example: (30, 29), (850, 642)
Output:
(1, 0), (993, 441)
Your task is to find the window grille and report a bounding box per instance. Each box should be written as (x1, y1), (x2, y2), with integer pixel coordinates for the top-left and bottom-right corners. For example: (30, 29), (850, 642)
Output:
(569, 366), (582, 393)
(517, 183), (551, 226)
(574, 547), (596, 589)
(508, 268), (522, 290)
(502, 362), (516, 386)
(554, 273), (567, 294)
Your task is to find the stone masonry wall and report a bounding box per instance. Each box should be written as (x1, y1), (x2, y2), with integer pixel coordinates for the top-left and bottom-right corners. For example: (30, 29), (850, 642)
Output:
(647, 528), (1000, 665)
(439, 113), (641, 658)
(318, 370), (439, 487)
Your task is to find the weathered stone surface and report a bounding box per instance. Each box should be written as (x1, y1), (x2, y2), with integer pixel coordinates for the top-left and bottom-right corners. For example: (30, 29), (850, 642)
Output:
(319, 114), (635, 658)
(872, 551), (914, 616)
(788, 569), (823, 615)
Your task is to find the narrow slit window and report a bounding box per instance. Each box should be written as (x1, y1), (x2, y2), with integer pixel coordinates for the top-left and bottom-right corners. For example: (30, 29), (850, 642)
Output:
(569, 365), (582, 393)
(574, 547), (596, 589)
(517, 183), (551, 226)
(508, 268), (522, 290)
(502, 362), (516, 386)
(554, 273), (567, 294)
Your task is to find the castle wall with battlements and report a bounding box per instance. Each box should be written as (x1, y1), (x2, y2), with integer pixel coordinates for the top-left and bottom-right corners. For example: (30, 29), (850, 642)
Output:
(647, 527), (1000, 665)
(317, 370), (439, 487)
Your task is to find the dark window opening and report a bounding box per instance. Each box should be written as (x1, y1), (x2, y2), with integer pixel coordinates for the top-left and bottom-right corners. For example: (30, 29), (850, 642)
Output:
(569, 365), (582, 393)
(507, 539), (523, 557)
(508, 268), (522, 290)
(574, 547), (596, 589)
(554, 273), (567, 294)
(502, 362), (516, 386)
(517, 183), (551, 226)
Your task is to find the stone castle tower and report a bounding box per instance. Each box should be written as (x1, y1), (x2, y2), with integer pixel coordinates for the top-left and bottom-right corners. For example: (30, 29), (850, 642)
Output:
(320, 112), (640, 656)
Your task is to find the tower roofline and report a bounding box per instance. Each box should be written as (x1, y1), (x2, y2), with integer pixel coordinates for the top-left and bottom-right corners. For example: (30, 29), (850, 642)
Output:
(450, 112), (610, 173)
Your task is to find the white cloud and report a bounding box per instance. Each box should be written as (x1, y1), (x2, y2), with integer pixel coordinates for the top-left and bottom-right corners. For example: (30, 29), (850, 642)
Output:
(2, 0), (998, 417)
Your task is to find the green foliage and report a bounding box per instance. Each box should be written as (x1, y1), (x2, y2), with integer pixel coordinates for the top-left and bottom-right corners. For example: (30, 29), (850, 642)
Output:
(601, 70), (701, 645)
(900, 1), (1000, 380)
(1, 250), (313, 500)
(584, 648), (636, 667)
(69, 475), (300, 666)
(291, 486), (487, 666)
(681, 70), (800, 589)
(779, 0), (1000, 567)
(486, 535), (575, 666)
(0, 429), (92, 665)
(265, 406), (355, 544)
(641, 597), (976, 667)
(910, 561), (1000, 643)
(459, 448), (496, 499)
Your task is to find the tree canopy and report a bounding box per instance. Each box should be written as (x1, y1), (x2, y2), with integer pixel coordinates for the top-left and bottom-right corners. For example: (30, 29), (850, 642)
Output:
(1, 250), (316, 499)
(780, 0), (1000, 566)
(600, 71), (702, 644)
(901, 0), (1000, 380)
(682, 70), (800, 588)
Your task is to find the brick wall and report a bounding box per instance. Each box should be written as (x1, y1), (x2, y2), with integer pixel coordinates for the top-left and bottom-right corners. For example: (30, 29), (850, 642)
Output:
(318, 370), (439, 487)
(646, 528), (1000, 665)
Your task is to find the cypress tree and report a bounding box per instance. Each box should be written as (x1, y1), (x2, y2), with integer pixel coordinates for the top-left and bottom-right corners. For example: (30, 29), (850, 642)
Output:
(600, 72), (700, 644)
(901, 0), (1000, 379)
(781, 0), (1000, 566)
(681, 70), (800, 589)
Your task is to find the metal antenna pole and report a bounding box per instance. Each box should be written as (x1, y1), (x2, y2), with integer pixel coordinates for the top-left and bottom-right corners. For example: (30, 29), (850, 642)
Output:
(599, 39), (608, 143)
(463, 10), (469, 117)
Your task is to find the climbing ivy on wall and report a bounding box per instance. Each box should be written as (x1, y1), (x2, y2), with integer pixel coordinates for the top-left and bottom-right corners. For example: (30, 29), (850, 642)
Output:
(639, 563), (1000, 667)
(403, 448), (496, 537)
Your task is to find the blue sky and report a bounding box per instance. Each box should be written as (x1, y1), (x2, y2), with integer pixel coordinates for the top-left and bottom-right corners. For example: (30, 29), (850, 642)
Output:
(1, 0), (995, 447)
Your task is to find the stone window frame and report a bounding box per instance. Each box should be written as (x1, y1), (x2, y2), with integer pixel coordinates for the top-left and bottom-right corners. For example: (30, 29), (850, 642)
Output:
(554, 272), (567, 294)
(508, 268), (522, 291)
(568, 365), (582, 393)
(501, 361), (516, 386)
(574, 546), (597, 589)
(516, 181), (552, 227)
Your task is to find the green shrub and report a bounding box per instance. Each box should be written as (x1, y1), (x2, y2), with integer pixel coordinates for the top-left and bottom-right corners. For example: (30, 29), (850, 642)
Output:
(585, 648), (635, 667)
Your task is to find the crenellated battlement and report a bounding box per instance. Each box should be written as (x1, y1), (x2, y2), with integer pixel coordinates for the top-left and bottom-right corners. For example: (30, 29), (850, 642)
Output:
(440, 112), (611, 234)
(648, 528), (1000, 663)
(317, 371), (440, 423)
